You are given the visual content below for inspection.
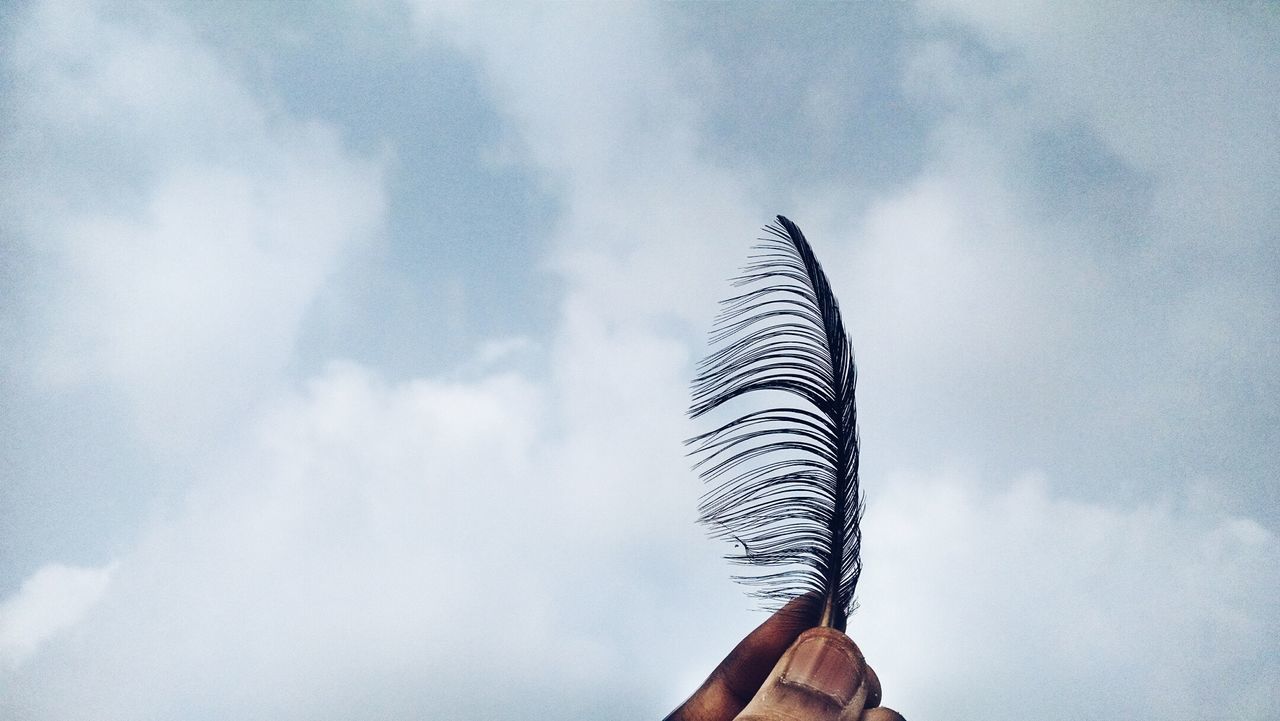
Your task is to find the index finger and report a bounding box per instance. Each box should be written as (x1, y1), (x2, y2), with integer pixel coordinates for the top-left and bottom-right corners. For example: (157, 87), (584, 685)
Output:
(664, 594), (821, 721)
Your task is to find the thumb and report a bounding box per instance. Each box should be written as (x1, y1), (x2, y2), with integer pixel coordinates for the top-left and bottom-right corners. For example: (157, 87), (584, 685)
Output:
(734, 627), (871, 721)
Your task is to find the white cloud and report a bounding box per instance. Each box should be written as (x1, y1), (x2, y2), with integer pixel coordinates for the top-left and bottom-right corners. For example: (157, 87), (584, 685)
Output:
(918, 1), (1279, 220)
(911, 0), (1280, 361)
(3, 0), (387, 449)
(412, 1), (763, 329)
(3, 3), (1277, 721)
(1, 362), (553, 718)
(774, 4), (1280, 523)
(856, 468), (1279, 720)
(0, 354), (726, 719)
(6, 361), (1275, 719)
(0, 562), (117, 669)
(412, 8), (1279, 721)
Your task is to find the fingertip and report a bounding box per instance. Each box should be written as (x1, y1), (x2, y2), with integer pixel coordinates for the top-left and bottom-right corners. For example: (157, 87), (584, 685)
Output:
(863, 662), (881, 709)
(860, 707), (905, 721)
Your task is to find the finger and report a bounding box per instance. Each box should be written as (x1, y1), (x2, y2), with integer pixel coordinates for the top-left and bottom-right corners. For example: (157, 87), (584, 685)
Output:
(860, 708), (905, 721)
(665, 594), (820, 721)
(840, 662), (885, 721)
(735, 626), (868, 721)
(862, 663), (881, 709)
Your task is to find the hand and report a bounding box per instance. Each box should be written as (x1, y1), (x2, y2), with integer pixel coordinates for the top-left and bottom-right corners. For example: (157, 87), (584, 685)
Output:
(664, 595), (904, 721)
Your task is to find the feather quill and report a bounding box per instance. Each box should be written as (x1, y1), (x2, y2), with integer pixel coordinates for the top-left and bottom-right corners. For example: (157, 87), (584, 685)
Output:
(688, 215), (862, 631)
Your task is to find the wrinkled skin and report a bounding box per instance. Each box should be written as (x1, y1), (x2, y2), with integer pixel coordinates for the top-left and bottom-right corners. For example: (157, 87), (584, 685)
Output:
(664, 596), (904, 721)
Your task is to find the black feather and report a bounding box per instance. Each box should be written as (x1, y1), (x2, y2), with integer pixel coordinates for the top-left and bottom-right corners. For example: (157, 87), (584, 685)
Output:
(688, 215), (862, 631)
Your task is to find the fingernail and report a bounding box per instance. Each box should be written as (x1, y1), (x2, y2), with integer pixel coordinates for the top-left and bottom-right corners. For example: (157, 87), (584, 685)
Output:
(780, 633), (862, 705)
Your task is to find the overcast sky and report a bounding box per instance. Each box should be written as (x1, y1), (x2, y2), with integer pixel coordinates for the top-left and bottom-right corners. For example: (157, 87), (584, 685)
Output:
(2, 2), (1277, 720)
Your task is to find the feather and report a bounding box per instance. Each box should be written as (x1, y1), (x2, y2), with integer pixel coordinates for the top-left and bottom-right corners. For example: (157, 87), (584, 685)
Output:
(688, 215), (862, 631)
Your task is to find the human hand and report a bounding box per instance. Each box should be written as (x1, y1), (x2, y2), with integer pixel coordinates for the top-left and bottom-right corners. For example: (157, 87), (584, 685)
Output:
(663, 596), (904, 721)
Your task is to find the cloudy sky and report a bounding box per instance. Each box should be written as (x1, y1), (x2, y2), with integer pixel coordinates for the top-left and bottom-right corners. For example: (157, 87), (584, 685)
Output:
(2, 2), (1277, 719)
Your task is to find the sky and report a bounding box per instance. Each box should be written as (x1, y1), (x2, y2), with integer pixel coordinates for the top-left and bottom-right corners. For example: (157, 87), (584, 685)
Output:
(1, 2), (1277, 719)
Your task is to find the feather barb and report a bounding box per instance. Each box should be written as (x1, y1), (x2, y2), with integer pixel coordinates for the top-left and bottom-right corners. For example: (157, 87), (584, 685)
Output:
(688, 216), (863, 631)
